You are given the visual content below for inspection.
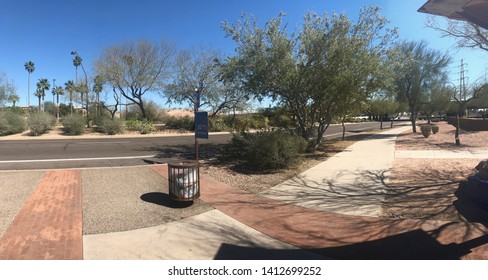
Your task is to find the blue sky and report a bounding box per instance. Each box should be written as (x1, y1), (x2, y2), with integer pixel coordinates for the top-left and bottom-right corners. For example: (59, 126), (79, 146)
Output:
(1, 0), (488, 108)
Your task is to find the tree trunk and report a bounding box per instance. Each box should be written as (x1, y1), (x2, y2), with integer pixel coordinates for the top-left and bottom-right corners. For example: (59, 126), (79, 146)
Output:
(380, 118), (383, 130)
(410, 112), (417, 133)
(341, 121), (346, 140)
(455, 114), (461, 146)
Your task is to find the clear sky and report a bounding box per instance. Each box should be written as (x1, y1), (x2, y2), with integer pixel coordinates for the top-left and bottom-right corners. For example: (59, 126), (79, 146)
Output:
(1, 0), (488, 107)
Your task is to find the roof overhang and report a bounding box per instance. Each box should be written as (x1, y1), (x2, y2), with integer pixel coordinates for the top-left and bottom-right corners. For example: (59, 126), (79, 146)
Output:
(418, 0), (488, 29)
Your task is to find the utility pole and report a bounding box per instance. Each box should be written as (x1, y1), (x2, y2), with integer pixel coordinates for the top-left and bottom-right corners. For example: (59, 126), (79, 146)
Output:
(459, 59), (468, 116)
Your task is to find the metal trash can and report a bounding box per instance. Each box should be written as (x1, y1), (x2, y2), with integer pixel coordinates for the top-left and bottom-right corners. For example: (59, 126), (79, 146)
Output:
(168, 160), (200, 201)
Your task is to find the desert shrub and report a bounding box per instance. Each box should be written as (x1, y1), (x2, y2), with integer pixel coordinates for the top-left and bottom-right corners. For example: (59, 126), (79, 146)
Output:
(0, 110), (26, 136)
(420, 124), (432, 138)
(28, 112), (55, 136)
(62, 114), (85, 135)
(431, 125), (439, 134)
(98, 117), (124, 135)
(164, 116), (194, 131)
(125, 119), (155, 134)
(209, 118), (231, 132)
(246, 131), (307, 171)
(222, 132), (257, 159)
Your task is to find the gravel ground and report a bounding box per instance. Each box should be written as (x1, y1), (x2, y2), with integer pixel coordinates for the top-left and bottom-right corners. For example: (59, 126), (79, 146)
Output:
(0, 171), (43, 237)
(384, 123), (488, 223)
(82, 166), (213, 234)
(396, 121), (488, 150)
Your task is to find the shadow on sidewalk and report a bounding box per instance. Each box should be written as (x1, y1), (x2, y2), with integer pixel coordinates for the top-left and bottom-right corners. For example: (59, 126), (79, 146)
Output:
(140, 192), (194, 208)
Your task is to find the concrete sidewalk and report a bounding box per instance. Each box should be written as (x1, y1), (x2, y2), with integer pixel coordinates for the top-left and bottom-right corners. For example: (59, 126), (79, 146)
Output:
(2, 124), (488, 260)
(261, 126), (411, 217)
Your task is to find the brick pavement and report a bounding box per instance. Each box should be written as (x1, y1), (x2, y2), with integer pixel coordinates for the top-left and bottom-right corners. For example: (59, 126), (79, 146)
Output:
(151, 164), (488, 259)
(0, 170), (82, 260)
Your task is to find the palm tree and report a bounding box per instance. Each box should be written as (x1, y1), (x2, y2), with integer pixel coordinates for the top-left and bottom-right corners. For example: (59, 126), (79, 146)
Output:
(34, 88), (44, 110)
(36, 78), (50, 112)
(73, 56), (82, 108)
(24, 61), (35, 109)
(93, 75), (103, 117)
(8, 93), (20, 107)
(53, 86), (64, 121)
(65, 80), (75, 114)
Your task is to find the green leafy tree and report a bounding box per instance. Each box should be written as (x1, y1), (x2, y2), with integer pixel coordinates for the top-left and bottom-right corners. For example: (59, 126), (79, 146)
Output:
(95, 40), (175, 119)
(164, 46), (250, 116)
(0, 72), (16, 106)
(221, 6), (396, 149)
(423, 84), (452, 123)
(24, 61), (35, 109)
(369, 97), (399, 130)
(391, 40), (451, 133)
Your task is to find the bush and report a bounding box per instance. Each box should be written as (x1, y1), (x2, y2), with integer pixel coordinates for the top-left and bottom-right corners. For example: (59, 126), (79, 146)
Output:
(246, 131), (307, 171)
(126, 119), (155, 134)
(431, 125), (439, 134)
(420, 124), (432, 138)
(223, 132), (257, 159)
(164, 116), (194, 131)
(98, 118), (124, 135)
(28, 112), (55, 136)
(0, 110), (26, 136)
(62, 114), (86, 135)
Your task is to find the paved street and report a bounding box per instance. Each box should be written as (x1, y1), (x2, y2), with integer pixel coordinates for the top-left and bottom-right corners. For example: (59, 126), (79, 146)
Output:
(0, 121), (386, 170)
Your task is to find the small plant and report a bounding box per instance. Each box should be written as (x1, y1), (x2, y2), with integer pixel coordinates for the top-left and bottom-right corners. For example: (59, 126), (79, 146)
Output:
(62, 114), (85, 135)
(98, 118), (124, 135)
(431, 125), (439, 134)
(420, 124), (432, 138)
(28, 112), (55, 136)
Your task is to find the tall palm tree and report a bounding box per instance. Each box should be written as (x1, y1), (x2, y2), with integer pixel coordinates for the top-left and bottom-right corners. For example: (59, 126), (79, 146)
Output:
(8, 93), (20, 107)
(36, 78), (50, 112)
(72, 56), (83, 109)
(53, 86), (64, 121)
(24, 61), (35, 109)
(34, 88), (44, 111)
(93, 75), (103, 117)
(65, 80), (75, 114)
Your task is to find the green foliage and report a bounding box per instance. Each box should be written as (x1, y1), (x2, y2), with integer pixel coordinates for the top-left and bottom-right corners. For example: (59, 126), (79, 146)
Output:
(0, 110), (26, 136)
(28, 112), (54, 136)
(420, 124), (432, 138)
(125, 119), (155, 134)
(225, 114), (267, 132)
(223, 132), (256, 159)
(62, 114), (85, 135)
(126, 101), (167, 122)
(98, 117), (125, 135)
(208, 118), (231, 132)
(246, 131), (307, 171)
(431, 125), (439, 134)
(221, 6), (397, 149)
(164, 115), (194, 131)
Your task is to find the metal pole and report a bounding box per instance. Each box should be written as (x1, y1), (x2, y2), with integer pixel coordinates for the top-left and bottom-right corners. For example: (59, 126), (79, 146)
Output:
(195, 88), (199, 161)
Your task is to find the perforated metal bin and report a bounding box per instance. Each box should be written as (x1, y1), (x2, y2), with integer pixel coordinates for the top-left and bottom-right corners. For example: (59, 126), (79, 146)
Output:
(167, 160), (200, 201)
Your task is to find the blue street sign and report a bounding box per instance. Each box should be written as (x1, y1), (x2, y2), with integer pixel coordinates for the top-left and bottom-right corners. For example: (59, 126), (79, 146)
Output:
(195, 111), (208, 139)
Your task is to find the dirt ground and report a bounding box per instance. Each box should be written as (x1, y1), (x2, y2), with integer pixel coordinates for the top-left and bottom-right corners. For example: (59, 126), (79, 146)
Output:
(384, 121), (488, 224)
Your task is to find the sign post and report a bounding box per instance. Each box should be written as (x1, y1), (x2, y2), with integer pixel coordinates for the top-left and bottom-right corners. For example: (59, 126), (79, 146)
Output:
(194, 89), (209, 161)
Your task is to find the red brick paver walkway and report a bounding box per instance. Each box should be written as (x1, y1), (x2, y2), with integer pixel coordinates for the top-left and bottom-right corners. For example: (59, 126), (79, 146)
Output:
(151, 164), (488, 259)
(0, 170), (83, 260)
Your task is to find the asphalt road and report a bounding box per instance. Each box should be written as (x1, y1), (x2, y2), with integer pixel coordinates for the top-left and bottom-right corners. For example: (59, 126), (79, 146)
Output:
(0, 121), (388, 170)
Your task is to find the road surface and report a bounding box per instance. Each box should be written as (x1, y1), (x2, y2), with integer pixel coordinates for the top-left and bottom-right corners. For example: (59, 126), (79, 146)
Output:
(0, 121), (390, 170)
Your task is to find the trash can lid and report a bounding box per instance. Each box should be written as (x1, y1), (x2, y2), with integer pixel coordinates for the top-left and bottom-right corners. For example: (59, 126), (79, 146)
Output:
(168, 160), (199, 168)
